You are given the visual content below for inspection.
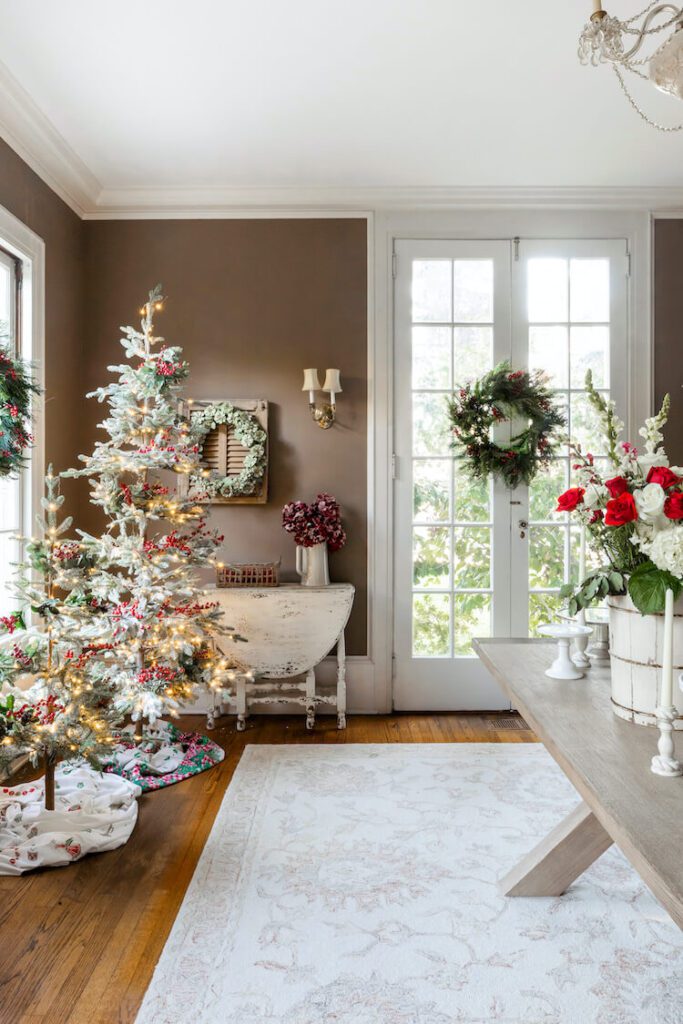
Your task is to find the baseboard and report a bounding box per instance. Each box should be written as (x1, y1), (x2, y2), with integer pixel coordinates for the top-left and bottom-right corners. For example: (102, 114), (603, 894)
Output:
(180, 656), (379, 717)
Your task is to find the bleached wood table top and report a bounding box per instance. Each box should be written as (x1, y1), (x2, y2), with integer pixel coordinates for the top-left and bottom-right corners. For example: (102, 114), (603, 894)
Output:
(474, 638), (683, 929)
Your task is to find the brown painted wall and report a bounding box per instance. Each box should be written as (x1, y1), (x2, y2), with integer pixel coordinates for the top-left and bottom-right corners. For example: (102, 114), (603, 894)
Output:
(654, 220), (683, 465)
(0, 139), (84, 490)
(82, 219), (368, 654)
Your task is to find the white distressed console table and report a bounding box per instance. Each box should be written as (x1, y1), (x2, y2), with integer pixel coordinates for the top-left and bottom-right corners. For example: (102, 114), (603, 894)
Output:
(212, 583), (354, 731)
(474, 638), (683, 929)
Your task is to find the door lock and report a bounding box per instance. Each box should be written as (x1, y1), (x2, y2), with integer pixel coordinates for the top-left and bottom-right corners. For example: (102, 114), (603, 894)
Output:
(518, 519), (528, 539)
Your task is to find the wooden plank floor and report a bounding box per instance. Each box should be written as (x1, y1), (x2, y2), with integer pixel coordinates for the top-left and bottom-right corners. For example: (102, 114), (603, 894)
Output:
(0, 712), (536, 1024)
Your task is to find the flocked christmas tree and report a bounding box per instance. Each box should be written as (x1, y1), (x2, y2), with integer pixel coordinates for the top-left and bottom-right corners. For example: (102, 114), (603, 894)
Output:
(63, 286), (243, 739)
(0, 468), (120, 809)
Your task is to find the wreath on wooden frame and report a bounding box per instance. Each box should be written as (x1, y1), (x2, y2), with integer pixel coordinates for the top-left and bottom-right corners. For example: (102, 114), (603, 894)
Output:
(187, 401), (267, 499)
(446, 362), (566, 488)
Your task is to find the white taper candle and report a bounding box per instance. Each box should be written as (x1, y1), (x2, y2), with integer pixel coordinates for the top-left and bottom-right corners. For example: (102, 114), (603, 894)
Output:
(661, 588), (674, 708)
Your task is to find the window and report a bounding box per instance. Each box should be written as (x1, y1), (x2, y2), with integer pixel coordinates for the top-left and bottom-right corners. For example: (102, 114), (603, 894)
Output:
(0, 206), (45, 621)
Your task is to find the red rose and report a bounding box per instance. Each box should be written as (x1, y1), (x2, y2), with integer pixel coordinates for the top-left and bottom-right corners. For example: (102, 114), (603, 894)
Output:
(605, 493), (638, 527)
(556, 487), (585, 512)
(605, 476), (629, 499)
(647, 466), (681, 489)
(664, 492), (683, 520)
(589, 509), (604, 524)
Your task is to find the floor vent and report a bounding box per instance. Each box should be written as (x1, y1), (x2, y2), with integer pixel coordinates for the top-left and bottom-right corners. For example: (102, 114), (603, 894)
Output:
(495, 717), (530, 731)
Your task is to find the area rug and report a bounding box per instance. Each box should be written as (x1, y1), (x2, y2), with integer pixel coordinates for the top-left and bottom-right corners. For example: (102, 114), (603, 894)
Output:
(135, 744), (682, 1024)
(104, 720), (224, 791)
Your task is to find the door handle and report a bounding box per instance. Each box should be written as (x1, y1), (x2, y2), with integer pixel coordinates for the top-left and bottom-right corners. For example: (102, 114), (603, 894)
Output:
(518, 519), (528, 539)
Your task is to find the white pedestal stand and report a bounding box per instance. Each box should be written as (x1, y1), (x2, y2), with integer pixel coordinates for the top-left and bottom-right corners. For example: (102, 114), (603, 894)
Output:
(538, 623), (593, 681)
(572, 608), (591, 669)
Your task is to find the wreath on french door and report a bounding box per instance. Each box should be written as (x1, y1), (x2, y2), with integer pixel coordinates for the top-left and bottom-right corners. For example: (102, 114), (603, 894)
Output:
(446, 362), (566, 489)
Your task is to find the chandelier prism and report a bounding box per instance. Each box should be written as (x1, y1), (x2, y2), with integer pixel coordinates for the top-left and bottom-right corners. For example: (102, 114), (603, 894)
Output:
(579, 1), (683, 130)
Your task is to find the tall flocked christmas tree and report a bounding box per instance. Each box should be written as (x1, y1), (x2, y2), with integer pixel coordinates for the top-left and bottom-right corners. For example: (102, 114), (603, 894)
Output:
(64, 286), (243, 739)
(0, 468), (120, 809)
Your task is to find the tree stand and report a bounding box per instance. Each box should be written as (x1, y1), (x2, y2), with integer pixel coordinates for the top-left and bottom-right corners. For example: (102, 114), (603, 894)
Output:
(44, 755), (57, 811)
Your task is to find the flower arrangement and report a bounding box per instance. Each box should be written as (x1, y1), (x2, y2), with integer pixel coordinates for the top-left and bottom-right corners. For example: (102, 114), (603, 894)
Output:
(558, 372), (682, 615)
(446, 362), (566, 488)
(282, 493), (347, 550)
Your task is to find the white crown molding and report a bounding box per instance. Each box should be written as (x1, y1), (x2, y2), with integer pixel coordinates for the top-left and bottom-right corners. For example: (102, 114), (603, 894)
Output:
(86, 185), (683, 218)
(0, 59), (100, 218)
(1, 53), (683, 221)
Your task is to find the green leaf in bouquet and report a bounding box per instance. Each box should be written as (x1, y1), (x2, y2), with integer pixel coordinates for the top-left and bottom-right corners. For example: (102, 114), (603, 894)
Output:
(627, 561), (683, 615)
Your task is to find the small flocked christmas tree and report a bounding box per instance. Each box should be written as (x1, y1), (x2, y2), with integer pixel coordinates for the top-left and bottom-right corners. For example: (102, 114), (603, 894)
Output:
(0, 468), (120, 809)
(64, 286), (242, 739)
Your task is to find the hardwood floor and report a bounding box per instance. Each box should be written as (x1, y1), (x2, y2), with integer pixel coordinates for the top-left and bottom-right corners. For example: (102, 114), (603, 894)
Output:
(0, 712), (536, 1024)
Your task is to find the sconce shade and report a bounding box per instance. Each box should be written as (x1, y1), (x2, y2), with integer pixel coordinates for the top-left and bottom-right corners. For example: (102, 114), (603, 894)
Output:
(302, 368), (321, 392)
(322, 369), (342, 394)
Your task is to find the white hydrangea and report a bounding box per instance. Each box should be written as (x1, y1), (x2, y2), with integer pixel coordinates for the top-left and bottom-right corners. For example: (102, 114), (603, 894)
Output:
(583, 482), (608, 509)
(643, 528), (683, 579)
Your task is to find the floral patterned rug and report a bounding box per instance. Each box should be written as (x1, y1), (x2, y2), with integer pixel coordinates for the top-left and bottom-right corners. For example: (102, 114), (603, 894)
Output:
(135, 744), (682, 1024)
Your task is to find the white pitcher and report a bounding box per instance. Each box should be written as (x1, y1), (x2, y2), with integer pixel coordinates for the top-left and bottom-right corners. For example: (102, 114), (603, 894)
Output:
(296, 543), (330, 587)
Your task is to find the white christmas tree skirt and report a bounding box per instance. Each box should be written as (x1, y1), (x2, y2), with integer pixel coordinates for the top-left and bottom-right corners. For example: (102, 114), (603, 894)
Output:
(0, 763), (140, 875)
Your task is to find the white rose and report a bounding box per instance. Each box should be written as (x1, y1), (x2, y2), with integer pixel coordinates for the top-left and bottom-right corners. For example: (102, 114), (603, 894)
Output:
(637, 450), (669, 475)
(583, 483), (608, 510)
(634, 483), (665, 521)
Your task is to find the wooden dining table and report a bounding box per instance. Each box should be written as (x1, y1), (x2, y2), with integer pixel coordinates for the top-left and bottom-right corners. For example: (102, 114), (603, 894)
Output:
(474, 638), (683, 929)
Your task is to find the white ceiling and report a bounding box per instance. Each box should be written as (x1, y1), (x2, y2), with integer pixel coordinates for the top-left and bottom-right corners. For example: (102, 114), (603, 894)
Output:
(2, 0), (683, 214)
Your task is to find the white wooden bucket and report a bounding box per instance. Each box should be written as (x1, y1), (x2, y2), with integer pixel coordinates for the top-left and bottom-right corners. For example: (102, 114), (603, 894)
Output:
(608, 594), (683, 729)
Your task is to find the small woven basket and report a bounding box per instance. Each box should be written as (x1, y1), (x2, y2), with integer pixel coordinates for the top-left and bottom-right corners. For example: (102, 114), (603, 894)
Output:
(217, 560), (280, 588)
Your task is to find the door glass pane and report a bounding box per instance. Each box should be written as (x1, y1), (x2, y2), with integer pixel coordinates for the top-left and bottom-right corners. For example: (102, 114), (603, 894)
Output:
(453, 468), (490, 523)
(529, 592), (565, 637)
(453, 527), (491, 589)
(570, 326), (610, 389)
(529, 526), (566, 590)
(412, 261), (451, 322)
(0, 264), (10, 327)
(529, 326), (568, 388)
(412, 393), (451, 456)
(0, 533), (19, 617)
(570, 259), (609, 323)
(453, 260), (493, 322)
(570, 392), (609, 456)
(529, 460), (568, 523)
(454, 593), (491, 656)
(413, 527), (450, 589)
(528, 259), (568, 322)
(414, 460), (451, 523)
(412, 326), (451, 389)
(453, 326), (493, 384)
(413, 593), (450, 657)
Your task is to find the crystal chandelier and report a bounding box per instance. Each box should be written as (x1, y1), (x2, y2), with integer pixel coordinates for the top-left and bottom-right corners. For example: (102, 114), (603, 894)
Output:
(578, 2), (683, 131)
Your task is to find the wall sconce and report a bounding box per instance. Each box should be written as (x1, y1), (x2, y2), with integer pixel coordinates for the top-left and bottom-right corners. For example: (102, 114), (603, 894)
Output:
(302, 368), (342, 429)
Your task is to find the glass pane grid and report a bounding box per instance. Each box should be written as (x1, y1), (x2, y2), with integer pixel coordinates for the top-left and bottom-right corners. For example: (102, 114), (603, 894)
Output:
(527, 256), (611, 637)
(411, 258), (495, 658)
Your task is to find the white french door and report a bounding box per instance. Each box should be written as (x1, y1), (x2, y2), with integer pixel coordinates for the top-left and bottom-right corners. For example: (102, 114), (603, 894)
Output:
(393, 236), (628, 711)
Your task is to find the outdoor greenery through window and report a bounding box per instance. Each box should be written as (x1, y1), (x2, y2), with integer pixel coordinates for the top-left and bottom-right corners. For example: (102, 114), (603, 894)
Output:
(527, 258), (610, 636)
(411, 259), (494, 658)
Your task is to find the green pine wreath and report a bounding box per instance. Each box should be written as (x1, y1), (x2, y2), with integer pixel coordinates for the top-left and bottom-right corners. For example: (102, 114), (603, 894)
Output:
(0, 331), (40, 478)
(447, 362), (566, 488)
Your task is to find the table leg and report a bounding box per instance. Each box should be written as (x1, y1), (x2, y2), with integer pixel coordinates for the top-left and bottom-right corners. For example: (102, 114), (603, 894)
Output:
(336, 630), (347, 730)
(498, 801), (613, 898)
(236, 675), (248, 732)
(305, 669), (316, 731)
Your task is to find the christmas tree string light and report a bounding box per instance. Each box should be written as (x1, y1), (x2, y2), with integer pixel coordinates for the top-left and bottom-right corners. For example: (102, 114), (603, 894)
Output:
(63, 286), (247, 745)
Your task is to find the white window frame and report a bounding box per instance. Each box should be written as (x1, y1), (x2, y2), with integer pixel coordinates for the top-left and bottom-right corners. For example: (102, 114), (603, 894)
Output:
(0, 202), (45, 551)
